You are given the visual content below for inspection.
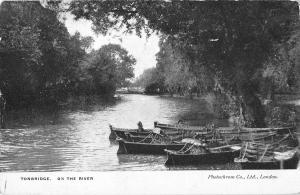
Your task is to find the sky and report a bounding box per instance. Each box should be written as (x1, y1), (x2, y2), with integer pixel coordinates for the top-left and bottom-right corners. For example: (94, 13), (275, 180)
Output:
(63, 13), (160, 78)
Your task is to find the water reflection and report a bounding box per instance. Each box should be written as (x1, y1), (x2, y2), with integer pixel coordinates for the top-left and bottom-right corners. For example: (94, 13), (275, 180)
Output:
(0, 94), (235, 171)
(117, 154), (166, 164)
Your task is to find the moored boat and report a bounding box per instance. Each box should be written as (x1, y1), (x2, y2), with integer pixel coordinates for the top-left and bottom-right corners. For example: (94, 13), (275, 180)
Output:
(154, 121), (206, 132)
(164, 139), (241, 166)
(117, 139), (186, 154)
(154, 121), (296, 142)
(109, 124), (211, 140)
(234, 138), (299, 169)
(155, 121), (295, 132)
(109, 125), (152, 140)
(235, 149), (299, 169)
(111, 121), (297, 145)
(117, 133), (186, 154)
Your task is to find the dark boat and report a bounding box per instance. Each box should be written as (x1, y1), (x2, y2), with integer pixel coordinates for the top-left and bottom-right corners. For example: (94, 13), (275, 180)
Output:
(109, 124), (211, 140)
(234, 136), (299, 170)
(117, 133), (154, 142)
(235, 149), (299, 169)
(111, 122), (297, 145)
(164, 138), (241, 166)
(114, 129), (151, 140)
(117, 135), (186, 154)
(109, 125), (152, 140)
(155, 121), (295, 134)
(154, 121), (296, 142)
(154, 121), (206, 131)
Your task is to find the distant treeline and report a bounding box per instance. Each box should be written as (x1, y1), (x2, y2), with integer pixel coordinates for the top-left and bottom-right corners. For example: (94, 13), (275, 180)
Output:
(0, 2), (135, 109)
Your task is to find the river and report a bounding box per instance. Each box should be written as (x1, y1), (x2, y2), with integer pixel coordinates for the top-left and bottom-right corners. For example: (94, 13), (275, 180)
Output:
(0, 94), (298, 171)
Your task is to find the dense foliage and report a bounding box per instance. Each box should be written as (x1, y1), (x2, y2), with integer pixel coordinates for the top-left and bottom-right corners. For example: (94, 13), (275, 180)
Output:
(69, 1), (299, 127)
(79, 44), (135, 96)
(0, 2), (135, 108)
(133, 67), (165, 95)
(137, 35), (214, 97)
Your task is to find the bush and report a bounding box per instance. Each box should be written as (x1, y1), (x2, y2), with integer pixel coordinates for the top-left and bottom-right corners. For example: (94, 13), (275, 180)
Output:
(265, 104), (296, 127)
(204, 93), (231, 119)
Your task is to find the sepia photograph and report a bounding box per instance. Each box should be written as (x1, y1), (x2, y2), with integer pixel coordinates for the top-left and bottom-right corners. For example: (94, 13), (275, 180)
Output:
(0, 0), (300, 194)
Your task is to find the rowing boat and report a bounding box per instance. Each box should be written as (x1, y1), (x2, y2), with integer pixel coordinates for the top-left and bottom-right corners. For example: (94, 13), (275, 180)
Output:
(164, 138), (241, 166)
(109, 125), (152, 140)
(234, 136), (299, 170)
(109, 125), (211, 140)
(116, 133), (186, 154)
(235, 149), (299, 169)
(110, 122), (296, 144)
(155, 121), (295, 133)
(154, 121), (296, 141)
(117, 139), (185, 154)
(154, 121), (206, 131)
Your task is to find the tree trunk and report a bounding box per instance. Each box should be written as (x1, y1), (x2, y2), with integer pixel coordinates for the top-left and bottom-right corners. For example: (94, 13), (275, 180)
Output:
(189, 90), (193, 99)
(214, 77), (266, 127)
(265, 80), (275, 101)
(240, 90), (266, 128)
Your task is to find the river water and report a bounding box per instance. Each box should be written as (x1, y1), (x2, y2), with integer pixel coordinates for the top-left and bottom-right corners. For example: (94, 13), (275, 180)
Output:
(0, 94), (297, 171)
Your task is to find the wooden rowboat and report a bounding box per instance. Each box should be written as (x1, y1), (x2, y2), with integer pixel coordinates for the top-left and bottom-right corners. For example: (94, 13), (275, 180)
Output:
(154, 121), (296, 142)
(235, 149), (299, 169)
(109, 125), (152, 140)
(109, 125), (211, 140)
(155, 121), (295, 133)
(117, 137), (186, 154)
(113, 129), (150, 140)
(111, 122), (296, 143)
(234, 136), (299, 170)
(154, 121), (206, 131)
(164, 138), (241, 166)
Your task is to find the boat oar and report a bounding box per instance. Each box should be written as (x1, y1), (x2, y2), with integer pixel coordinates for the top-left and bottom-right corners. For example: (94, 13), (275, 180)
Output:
(258, 145), (269, 162)
(209, 143), (242, 151)
(241, 142), (249, 160)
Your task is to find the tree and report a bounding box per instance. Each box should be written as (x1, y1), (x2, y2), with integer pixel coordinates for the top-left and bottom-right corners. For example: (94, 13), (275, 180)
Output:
(80, 44), (135, 96)
(287, 23), (300, 93)
(0, 2), (45, 106)
(156, 35), (205, 96)
(133, 67), (165, 94)
(69, 1), (298, 127)
(0, 2), (95, 107)
(63, 31), (94, 95)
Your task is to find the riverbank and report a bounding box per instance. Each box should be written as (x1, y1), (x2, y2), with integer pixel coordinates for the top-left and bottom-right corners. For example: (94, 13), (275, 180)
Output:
(160, 92), (300, 128)
(159, 93), (204, 100)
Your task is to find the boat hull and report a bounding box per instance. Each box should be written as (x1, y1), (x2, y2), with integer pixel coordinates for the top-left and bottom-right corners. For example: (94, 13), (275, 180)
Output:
(109, 127), (151, 140)
(117, 139), (185, 154)
(239, 154), (299, 169)
(114, 130), (150, 140)
(154, 122), (296, 142)
(110, 123), (296, 143)
(110, 126), (210, 141)
(154, 122), (295, 134)
(165, 150), (240, 166)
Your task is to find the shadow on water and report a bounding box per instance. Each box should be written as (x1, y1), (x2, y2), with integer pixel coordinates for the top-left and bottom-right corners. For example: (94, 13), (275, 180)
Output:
(0, 96), (124, 171)
(158, 95), (229, 127)
(4, 96), (122, 129)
